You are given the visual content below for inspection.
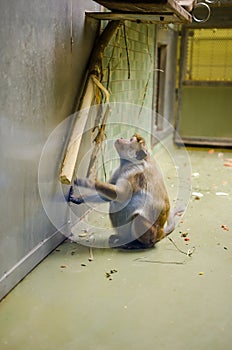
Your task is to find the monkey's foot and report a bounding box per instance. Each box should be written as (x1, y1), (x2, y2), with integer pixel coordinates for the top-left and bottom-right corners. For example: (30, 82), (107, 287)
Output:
(109, 234), (153, 250)
(109, 234), (121, 248)
(121, 240), (153, 250)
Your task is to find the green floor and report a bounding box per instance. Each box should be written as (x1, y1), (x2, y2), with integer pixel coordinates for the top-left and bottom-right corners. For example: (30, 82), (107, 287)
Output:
(0, 145), (232, 350)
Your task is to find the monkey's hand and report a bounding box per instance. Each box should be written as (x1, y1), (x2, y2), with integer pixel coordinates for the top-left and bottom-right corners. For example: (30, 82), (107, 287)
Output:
(69, 196), (84, 205)
(66, 186), (84, 204)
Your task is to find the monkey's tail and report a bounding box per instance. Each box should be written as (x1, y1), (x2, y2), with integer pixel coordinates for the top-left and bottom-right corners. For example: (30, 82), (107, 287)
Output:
(164, 208), (184, 236)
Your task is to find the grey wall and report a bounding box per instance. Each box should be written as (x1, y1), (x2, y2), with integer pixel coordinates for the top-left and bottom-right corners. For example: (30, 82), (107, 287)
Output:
(155, 25), (178, 125)
(0, 0), (100, 300)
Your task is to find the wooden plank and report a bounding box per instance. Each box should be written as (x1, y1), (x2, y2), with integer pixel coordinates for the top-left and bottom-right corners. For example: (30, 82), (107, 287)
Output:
(86, 11), (191, 24)
(95, 0), (183, 12)
(59, 77), (95, 184)
(93, 0), (192, 23)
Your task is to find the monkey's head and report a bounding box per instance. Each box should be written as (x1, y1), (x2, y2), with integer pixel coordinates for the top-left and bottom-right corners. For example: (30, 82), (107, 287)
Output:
(115, 134), (148, 162)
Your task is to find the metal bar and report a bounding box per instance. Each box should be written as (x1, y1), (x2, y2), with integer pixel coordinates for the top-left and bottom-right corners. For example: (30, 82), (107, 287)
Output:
(175, 26), (189, 142)
(175, 136), (232, 147)
(183, 80), (232, 86)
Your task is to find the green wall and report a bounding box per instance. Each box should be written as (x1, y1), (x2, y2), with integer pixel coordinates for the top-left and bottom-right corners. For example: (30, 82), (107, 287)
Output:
(101, 22), (155, 141)
(94, 21), (156, 180)
(179, 85), (232, 141)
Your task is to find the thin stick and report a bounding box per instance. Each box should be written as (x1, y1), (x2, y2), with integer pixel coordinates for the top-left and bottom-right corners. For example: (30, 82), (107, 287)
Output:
(88, 247), (94, 261)
(134, 257), (185, 265)
(101, 141), (107, 182)
(70, 0), (73, 53)
(86, 104), (110, 178)
(123, 24), (130, 79)
(168, 237), (195, 257)
(91, 74), (110, 103)
(106, 27), (121, 90)
(138, 71), (152, 118)
(59, 78), (95, 184)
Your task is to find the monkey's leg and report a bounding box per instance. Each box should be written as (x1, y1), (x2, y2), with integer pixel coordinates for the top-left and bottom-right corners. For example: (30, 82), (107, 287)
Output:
(109, 213), (161, 249)
(109, 233), (148, 250)
(132, 215), (165, 248)
(109, 221), (134, 248)
(120, 239), (149, 250)
(110, 215), (157, 250)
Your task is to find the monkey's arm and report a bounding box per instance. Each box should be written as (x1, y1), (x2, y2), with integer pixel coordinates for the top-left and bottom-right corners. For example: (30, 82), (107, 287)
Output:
(74, 178), (132, 202)
(67, 186), (111, 204)
(69, 194), (111, 204)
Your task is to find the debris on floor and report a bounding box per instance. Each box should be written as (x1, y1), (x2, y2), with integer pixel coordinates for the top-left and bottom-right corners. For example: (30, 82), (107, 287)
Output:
(134, 257), (185, 265)
(224, 158), (232, 167)
(221, 224), (229, 231)
(216, 192), (229, 196)
(192, 191), (204, 200)
(192, 172), (200, 177)
(208, 149), (215, 154)
(88, 247), (94, 261)
(60, 265), (68, 269)
(105, 269), (118, 281)
(168, 237), (195, 256)
(181, 232), (188, 238)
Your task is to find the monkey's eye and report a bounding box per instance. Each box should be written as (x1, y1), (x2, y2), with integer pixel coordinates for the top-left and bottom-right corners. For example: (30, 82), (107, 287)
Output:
(130, 136), (137, 142)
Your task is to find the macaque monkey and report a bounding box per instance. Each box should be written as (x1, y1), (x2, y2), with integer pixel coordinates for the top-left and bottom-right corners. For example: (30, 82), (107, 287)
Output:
(68, 134), (180, 249)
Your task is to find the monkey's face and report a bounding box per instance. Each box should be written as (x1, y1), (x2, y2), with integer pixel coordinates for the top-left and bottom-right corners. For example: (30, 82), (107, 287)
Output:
(115, 135), (148, 161)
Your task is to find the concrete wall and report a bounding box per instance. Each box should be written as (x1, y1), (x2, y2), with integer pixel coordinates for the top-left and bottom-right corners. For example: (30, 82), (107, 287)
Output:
(0, 0), (100, 300)
(153, 25), (178, 138)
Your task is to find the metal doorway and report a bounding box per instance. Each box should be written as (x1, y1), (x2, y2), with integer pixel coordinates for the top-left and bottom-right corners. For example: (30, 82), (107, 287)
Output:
(175, 27), (232, 146)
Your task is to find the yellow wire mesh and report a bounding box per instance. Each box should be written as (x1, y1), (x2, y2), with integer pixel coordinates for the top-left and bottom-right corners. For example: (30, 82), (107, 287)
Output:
(185, 28), (232, 81)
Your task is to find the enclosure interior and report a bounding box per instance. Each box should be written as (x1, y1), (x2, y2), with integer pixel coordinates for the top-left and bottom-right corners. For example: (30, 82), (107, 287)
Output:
(0, 1), (232, 349)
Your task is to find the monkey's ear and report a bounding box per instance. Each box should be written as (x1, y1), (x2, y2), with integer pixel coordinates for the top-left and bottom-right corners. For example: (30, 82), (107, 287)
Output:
(136, 149), (147, 160)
